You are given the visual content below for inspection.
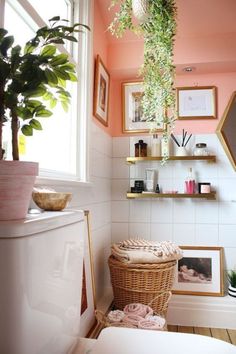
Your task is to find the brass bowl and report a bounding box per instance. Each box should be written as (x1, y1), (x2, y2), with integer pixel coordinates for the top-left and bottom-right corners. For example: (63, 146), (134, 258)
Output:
(32, 192), (72, 211)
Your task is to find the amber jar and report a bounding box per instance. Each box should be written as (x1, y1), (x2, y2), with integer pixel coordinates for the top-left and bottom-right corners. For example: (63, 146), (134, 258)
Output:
(135, 140), (147, 157)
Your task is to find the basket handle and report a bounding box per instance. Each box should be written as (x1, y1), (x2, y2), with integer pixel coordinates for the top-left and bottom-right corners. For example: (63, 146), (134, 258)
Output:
(95, 309), (108, 327)
(147, 290), (172, 310)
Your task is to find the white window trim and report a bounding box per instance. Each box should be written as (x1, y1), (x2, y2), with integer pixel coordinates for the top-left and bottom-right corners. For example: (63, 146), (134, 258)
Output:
(75, 0), (93, 183)
(0, 0), (5, 26)
(2, 0), (93, 185)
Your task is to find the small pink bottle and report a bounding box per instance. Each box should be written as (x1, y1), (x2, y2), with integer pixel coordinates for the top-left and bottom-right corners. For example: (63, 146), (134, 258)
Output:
(185, 168), (195, 194)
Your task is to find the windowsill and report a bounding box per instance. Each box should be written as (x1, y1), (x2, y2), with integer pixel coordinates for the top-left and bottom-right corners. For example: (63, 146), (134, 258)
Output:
(35, 176), (93, 187)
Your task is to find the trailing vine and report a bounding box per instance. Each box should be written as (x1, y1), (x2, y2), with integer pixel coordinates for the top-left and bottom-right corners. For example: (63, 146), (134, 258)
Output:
(109, 0), (177, 139)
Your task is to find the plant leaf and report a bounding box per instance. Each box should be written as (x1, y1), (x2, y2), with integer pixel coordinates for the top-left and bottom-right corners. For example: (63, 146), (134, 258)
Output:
(48, 38), (64, 44)
(68, 72), (77, 82)
(49, 16), (61, 22)
(35, 109), (53, 117)
(50, 53), (68, 66)
(63, 35), (77, 42)
(41, 45), (56, 57)
(53, 67), (70, 80)
(0, 61), (10, 80)
(60, 63), (76, 72)
(16, 107), (33, 119)
(50, 98), (57, 109)
(24, 87), (46, 98)
(44, 68), (58, 84)
(21, 124), (33, 136)
(0, 35), (14, 56)
(30, 118), (42, 130)
(61, 100), (69, 112)
(0, 28), (8, 40)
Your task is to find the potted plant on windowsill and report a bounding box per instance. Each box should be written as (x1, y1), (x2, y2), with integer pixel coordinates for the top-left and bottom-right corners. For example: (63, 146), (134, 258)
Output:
(0, 16), (89, 220)
(228, 270), (236, 298)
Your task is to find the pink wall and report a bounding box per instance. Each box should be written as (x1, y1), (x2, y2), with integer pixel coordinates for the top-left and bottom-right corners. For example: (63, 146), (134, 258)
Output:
(94, 2), (236, 137)
(174, 73), (236, 134)
(93, 0), (113, 135)
(107, 33), (236, 77)
(109, 72), (236, 137)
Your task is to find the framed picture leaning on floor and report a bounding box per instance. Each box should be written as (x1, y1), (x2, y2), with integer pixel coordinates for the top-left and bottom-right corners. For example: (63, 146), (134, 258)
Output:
(172, 246), (224, 296)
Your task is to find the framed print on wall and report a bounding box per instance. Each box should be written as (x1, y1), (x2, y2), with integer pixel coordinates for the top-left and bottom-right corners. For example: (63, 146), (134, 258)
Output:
(93, 55), (110, 126)
(176, 86), (217, 120)
(172, 246), (224, 297)
(122, 81), (164, 133)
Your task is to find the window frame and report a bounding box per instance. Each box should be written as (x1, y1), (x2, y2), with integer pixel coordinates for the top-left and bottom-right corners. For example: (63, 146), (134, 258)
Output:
(1, 0), (92, 184)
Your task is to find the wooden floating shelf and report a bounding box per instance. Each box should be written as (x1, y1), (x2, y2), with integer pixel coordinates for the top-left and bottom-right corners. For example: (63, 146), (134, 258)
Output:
(126, 192), (216, 200)
(126, 156), (216, 164)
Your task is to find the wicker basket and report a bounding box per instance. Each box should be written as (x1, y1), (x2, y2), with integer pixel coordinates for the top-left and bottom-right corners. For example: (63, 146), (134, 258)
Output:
(108, 256), (176, 316)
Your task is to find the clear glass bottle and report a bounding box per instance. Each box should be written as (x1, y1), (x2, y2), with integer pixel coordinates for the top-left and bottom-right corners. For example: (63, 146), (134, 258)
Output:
(151, 134), (161, 157)
(193, 143), (209, 156)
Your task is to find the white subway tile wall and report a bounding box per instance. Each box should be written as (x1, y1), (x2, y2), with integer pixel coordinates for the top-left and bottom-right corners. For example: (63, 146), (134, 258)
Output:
(129, 222), (151, 240)
(46, 130), (236, 305)
(47, 123), (113, 300)
(111, 134), (236, 271)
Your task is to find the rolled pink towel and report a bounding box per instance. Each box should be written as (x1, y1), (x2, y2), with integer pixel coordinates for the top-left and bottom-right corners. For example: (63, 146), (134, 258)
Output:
(107, 310), (125, 323)
(123, 303), (153, 318)
(145, 315), (166, 329)
(122, 314), (143, 327)
(138, 319), (163, 330)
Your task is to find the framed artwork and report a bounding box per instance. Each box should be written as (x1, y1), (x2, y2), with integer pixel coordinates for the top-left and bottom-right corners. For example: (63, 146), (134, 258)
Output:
(122, 81), (164, 133)
(79, 210), (97, 337)
(172, 246), (224, 296)
(216, 91), (236, 171)
(176, 86), (217, 120)
(93, 55), (110, 126)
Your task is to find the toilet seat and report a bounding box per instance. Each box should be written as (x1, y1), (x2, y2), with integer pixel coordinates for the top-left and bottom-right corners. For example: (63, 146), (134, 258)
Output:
(90, 327), (236, 354)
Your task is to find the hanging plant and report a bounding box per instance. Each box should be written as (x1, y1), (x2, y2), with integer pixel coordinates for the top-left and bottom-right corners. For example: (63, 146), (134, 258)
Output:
(109, 0), (177, 140)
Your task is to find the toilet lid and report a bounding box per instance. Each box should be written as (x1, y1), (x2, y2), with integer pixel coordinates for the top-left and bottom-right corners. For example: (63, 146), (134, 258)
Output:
(91, 327), (236, 354)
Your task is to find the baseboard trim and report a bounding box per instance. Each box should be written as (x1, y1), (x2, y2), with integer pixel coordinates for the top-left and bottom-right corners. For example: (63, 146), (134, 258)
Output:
(167, 294), (236, 329)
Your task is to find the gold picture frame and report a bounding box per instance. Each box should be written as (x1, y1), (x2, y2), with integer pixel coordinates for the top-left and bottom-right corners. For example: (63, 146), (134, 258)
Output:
(176, 86), (217, 120)
(79, 210), (97, 337)
(122, 81), (164, 133)
(172, 246), (224, 297)
(93, 55), (110, 127)
(216, 91), (236, 170)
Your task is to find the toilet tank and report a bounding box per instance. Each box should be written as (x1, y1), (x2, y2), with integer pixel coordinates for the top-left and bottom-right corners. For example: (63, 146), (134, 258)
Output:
(0, 210), (84, 354)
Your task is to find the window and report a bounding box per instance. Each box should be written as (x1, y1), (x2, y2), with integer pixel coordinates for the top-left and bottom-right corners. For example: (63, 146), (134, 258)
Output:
(2, 0), (91, 182)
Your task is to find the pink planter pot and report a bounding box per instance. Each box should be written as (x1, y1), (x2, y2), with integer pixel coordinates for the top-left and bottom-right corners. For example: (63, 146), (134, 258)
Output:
(0, 161), (38, 220)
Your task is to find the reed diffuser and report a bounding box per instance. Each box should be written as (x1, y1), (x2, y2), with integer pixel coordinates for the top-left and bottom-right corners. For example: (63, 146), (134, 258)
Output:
(171, 130), (192, 156)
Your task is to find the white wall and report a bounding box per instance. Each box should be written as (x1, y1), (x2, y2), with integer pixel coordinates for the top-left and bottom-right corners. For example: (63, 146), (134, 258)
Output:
(36, 122), (113, 301)
(34, 127), (236, 328)
(112, 133), (236, 328)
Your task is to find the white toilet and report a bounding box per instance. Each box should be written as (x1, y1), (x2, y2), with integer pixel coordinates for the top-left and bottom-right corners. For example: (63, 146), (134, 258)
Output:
(0, 210), (235, 354)
(0, 210), (85, 354)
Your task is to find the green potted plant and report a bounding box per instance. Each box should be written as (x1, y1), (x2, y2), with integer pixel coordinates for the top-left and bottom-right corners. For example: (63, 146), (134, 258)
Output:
(0, 16), (88, 220)
(109, 0), (177, 141)
(228, 270), (236, 298)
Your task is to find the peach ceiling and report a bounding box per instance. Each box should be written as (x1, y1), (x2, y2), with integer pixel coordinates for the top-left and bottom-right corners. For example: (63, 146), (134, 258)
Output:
(96, 0), (236, 76)
(97, 0), (236, 39)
